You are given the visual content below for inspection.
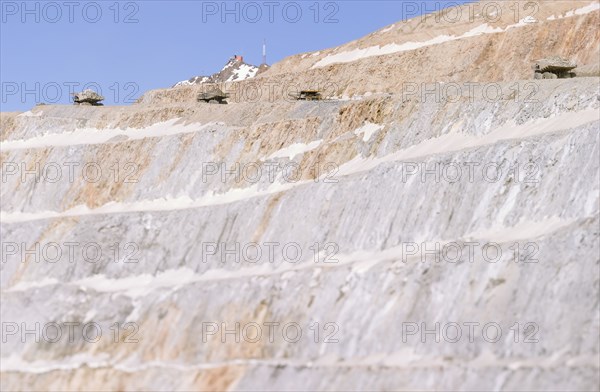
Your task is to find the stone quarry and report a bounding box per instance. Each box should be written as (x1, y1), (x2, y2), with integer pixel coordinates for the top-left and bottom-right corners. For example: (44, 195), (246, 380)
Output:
(1, 1), (599, 391)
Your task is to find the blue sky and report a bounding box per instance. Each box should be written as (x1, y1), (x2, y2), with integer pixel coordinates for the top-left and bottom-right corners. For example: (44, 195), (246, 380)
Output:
(1, 0), (469, 111)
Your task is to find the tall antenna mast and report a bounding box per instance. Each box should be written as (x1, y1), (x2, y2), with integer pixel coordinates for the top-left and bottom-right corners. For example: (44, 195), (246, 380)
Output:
(262, 39), (267, 65)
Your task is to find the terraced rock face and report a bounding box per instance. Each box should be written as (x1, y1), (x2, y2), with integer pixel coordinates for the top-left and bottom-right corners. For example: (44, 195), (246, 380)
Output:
(1, 1), (599, 392)
(147, 0), (600, 105)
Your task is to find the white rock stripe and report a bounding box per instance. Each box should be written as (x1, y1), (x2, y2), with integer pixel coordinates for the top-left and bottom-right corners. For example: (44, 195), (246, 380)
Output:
(0, 119), (224, 151)
(1, 109), (598, 224)
(313, 2), (600, 68)
(1, 216), (579, 295)
(335, 108), (600, 177)
(1, 352), (598, 374)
